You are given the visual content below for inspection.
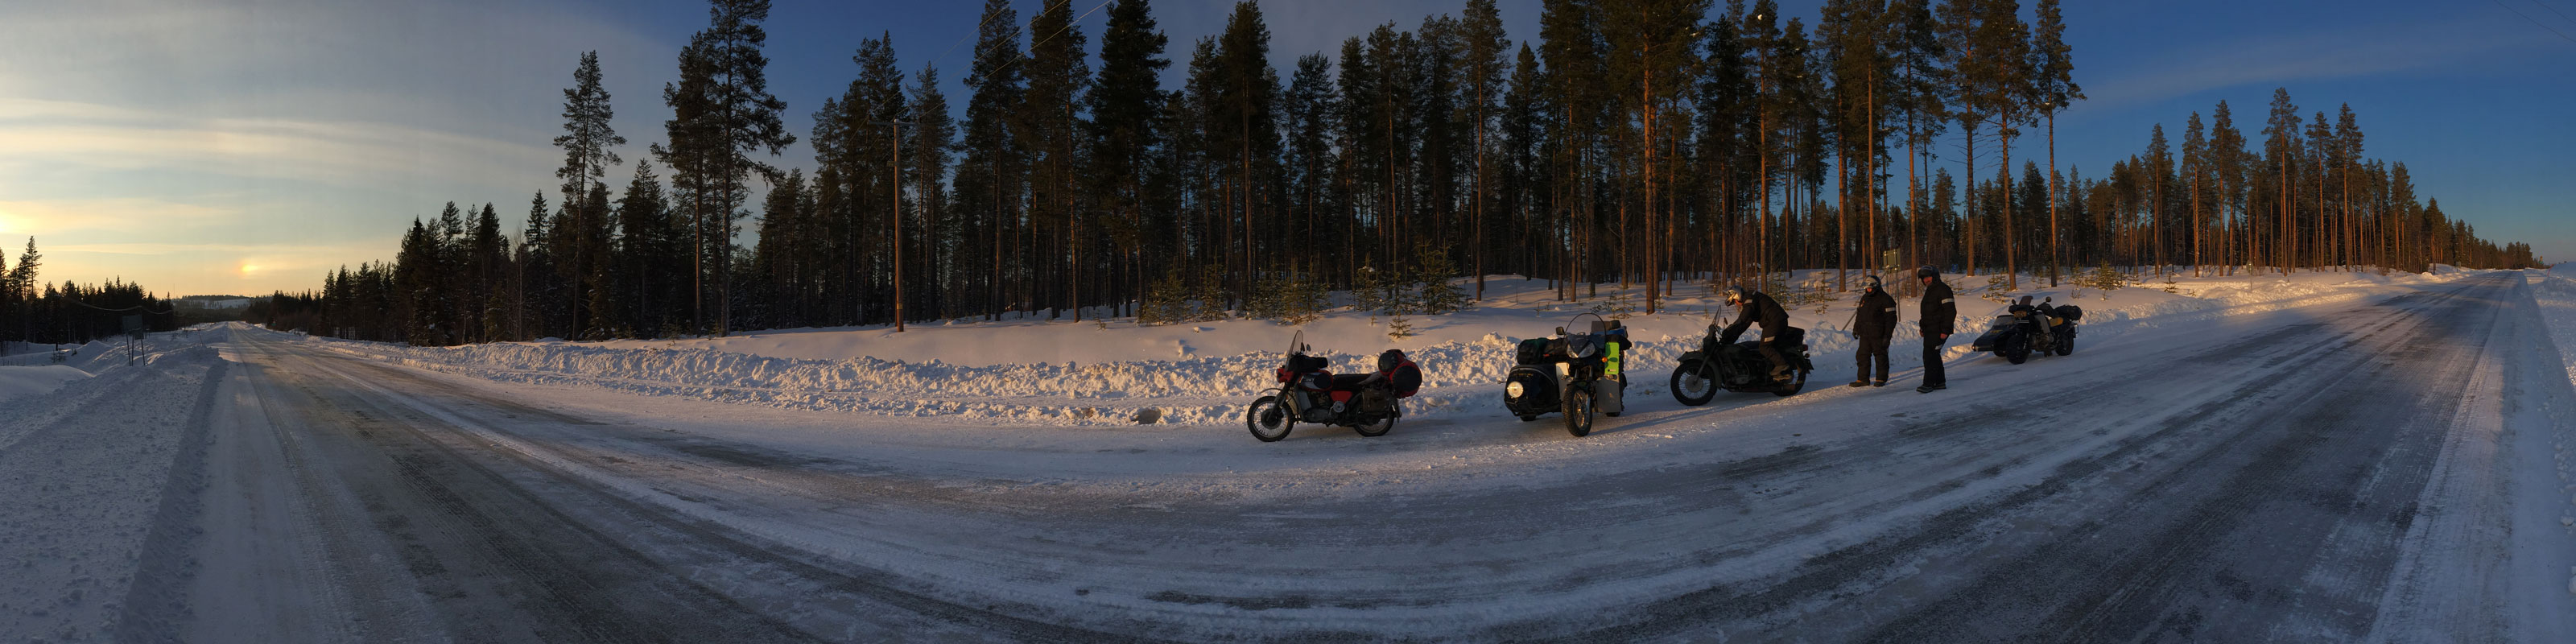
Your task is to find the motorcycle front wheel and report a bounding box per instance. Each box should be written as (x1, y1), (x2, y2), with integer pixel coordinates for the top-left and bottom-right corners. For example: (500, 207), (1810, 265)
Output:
(1246, 395), (1292, 442)
(1670, 360), (1719, 407)
(2004, 334), (2031, 365)
(1565, 387), (1596, 437)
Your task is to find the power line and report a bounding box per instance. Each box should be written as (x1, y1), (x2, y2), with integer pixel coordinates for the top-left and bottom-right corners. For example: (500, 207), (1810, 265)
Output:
(2532, 0), (2576, 28)
(61, 298), (175, 316)
(2495, 0), (2576, 45)
(931, 0), (1076, 71)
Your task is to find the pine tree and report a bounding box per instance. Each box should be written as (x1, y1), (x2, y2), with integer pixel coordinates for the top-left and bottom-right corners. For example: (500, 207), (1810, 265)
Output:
(2208, 100), (2245, 274)
(1603, 0), (1711, 310)
(1021, 0), (1090, 320)
(2031, 0), (2079, 286)
(660, 0), (792, 335)
(910, 64), (956, 323)
(957, 0), (1026, 321)
(1214, 1), (1279, 310)
(2264, 88), (2300, 275)
(1088, 0), (1170, 319)
(1459, 0), (1508, 299)
(2335, 104), (2364, 269)
(2181, 111), (2207, 276)
(1282, 53), (1339, 287)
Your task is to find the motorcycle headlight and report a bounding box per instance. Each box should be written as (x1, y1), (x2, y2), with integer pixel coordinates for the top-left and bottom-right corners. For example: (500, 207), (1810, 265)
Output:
(1506, 381), (1525, 398)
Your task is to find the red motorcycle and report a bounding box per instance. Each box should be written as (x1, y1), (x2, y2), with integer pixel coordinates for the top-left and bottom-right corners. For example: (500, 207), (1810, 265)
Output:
(1245, 332), (1419, 442)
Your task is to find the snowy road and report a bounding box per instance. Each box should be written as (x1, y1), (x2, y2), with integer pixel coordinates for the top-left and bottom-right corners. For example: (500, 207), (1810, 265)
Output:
(44, 271), (2567, 642)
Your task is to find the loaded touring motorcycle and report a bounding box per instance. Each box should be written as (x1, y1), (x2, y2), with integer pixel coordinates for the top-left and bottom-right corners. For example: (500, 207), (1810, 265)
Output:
(1971, 295), (2082, 364)
(1670, 322), (1815, 406)
(1502, 314), (1631, 437)
(1245, 331), (1422, 442)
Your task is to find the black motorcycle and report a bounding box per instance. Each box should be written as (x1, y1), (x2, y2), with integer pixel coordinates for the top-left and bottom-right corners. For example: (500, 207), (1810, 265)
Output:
(1246, 331), (1400, 442)
(1971, 295), (2082, 364)
(1503, 314), (1630, 437)
(1670, 324), (1814, 406)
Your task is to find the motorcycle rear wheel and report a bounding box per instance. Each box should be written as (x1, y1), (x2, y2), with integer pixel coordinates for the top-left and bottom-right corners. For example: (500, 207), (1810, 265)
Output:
(1670, 360), (1719, 407)
(1565, 388), (1596, 437)
(2055, 333), (2074, 356)
(1773, 367), (1807, 397)
(1246, 395), (1292, 442)
(1353, 403), (1395, 437)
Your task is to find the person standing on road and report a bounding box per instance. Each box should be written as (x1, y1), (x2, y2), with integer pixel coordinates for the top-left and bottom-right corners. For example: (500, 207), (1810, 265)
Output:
(1916, 266), (1955, 394)
(1850, 275), (1898, 388)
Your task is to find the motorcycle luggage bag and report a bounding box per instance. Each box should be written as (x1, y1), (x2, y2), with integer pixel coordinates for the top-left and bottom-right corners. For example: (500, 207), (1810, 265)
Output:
(1516, 338), (1556, 365)
(1388, 362), (1422, 398)
(2051, 304), (2083, 322)
(1290, 354), (1329, 373)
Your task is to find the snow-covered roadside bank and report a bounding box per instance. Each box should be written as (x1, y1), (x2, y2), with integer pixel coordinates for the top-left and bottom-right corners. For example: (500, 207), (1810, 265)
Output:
(0, 328), (235, 642)
(2514, 267), (2576, 627)
(287, 268), (2480, 427)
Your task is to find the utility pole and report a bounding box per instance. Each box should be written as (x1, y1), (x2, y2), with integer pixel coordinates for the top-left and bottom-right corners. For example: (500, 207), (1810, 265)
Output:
(863, 119), (916, 332)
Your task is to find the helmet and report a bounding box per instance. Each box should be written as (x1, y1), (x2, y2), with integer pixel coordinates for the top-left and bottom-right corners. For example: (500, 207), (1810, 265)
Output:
(1862, 275), (1883, 291)
(1916, 266), (1938, 279)
(1720, 286), (1745, 304)
(1377, 349), (1405, 373)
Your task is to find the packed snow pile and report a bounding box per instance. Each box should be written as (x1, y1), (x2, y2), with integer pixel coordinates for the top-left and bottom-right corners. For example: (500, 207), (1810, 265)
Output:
(0, 365), (92, 405)
(293, 268), (2477, 427)
(0, 329), (229, 642)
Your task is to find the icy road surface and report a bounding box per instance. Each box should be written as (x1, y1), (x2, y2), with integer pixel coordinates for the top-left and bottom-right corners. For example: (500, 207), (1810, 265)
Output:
(10, 271), (2574, 642)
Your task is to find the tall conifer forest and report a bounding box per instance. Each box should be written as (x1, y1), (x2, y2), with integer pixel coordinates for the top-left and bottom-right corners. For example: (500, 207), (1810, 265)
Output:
(266, 0), (2546, 345)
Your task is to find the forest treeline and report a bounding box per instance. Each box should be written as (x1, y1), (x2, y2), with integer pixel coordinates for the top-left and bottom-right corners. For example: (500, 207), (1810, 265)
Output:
(262, 0), (2545, 346)
(0, 237), (184, 346)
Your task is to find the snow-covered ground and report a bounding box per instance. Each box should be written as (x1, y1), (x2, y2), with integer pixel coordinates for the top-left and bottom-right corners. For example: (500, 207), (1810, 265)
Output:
(2, 269), (2570, 642)
(295, 268), (2479, 427)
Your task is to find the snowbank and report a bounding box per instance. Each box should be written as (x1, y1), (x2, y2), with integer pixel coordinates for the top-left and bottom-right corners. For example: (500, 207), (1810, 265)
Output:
(0, 365), (91, 404)
(0, 328), (230, 642)
(283, 267), (2481, 428)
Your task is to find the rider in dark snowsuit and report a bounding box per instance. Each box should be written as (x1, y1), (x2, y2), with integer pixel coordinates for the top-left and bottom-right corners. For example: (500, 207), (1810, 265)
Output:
(1719, 287), (1794, 380)
(1917, 266), (1956, 394)
(1850, 275), (1898, 387)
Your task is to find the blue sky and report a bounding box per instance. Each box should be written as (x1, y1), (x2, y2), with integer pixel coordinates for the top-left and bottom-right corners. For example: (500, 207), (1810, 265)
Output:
(2, 0), (2569, 296)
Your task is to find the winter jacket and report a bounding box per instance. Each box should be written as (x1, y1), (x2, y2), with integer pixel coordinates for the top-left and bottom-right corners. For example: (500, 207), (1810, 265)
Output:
(1853, 287), (1899, 342)
(1720, 291), (1790, 345)
(1919, 279), (1957, 336)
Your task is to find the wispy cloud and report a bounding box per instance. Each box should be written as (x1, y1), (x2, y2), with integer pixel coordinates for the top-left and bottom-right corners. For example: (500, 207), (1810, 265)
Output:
(0, 98), (556, 192)
(2077, 17), (2557, 112)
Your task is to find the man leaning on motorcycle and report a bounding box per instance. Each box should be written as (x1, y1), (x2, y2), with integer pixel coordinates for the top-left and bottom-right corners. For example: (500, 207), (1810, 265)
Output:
(1719, 287), (1794, 382)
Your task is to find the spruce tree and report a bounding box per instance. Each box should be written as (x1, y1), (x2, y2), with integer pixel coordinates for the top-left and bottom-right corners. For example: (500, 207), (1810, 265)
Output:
(555, 50), (625, 340)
